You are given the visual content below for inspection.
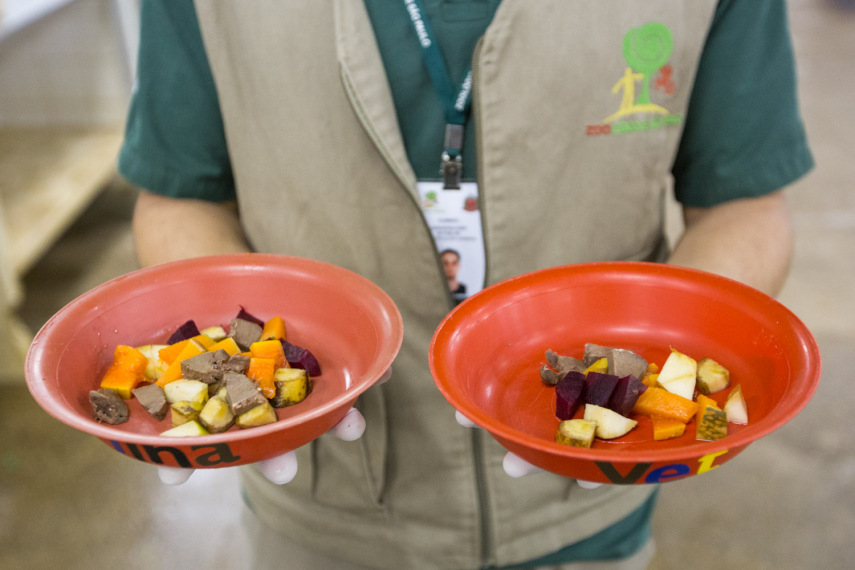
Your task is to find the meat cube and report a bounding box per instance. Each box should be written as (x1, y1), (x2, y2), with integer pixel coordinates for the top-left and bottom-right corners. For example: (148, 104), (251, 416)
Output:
(545, 349), (586, 375)
(224, 372), (267, 416)
(89, 388), (130, 424)
(181, 350), (231, 384)
(205, 352), (242, 397)
(181, 351), (218, 383)
(228, 318), (262, 351)
(222, 353), (251, 374)
(583, 343), (611, 367)
(606, 349), (648, 380)
(132, 383), (169, 421)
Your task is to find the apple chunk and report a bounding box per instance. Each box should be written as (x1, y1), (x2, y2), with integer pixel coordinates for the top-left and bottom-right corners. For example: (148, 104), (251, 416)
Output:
(724, 384), (748, 424)
(583, 404), (637, 440)
(657, 349), (697, 400)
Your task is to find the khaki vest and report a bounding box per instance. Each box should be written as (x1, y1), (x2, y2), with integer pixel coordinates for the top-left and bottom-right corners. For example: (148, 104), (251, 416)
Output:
(194, 1), (717, 568)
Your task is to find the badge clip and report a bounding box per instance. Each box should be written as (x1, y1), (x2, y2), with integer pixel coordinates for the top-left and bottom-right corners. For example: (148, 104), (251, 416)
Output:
(442, 124), (464, 190)
(441, 152), (462, 190)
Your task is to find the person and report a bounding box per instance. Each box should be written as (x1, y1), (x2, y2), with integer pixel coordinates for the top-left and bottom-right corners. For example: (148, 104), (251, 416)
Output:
(440, 249), (468, 305)
(120, 1), (813, 568)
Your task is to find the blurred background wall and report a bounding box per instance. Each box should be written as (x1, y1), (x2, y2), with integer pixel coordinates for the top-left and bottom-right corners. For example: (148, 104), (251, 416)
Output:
(0, 0), (137, 380)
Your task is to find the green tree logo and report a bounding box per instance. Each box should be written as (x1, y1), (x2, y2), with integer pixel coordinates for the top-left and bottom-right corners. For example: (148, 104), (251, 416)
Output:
(604, 23), (673, 124)
(623, 23), (673, 105)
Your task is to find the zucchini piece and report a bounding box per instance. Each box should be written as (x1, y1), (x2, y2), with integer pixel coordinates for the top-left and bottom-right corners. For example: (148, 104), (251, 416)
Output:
(163, 379), (209, 406)
(271, 368), (309, 408)
(697, 357), (731, 395)
(198, 394), (235, 434)
(170, 400), (203, 427)
(236, 401), (278, 429)
(161, 420), (209, 437)
(555, 419), (597, 448)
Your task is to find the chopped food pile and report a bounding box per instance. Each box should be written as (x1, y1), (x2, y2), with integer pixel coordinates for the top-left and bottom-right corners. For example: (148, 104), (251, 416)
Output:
(540, 344), (747, 448)
(89, 306), (320, 437)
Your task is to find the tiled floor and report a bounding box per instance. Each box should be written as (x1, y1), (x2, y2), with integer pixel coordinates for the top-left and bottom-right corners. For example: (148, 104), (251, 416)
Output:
(2, 1), (853, 568)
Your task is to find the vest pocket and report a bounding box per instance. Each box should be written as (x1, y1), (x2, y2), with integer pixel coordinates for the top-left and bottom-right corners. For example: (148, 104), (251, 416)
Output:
(310, 384), (389, 512)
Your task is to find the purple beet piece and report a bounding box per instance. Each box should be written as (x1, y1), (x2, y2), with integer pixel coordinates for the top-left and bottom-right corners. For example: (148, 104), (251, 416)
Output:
(280, 340), (322, 376)
(608, 374), (648, 417)
(555, 371), (586, 420)
(167, 319), (200, 345)
(585, 372), (620, 407)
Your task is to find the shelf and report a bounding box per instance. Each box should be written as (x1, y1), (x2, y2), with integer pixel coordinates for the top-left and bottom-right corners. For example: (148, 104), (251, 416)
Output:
(0, 125), (123, 278)
(0, 0), (76, 44)
(0, 124), (123, 381)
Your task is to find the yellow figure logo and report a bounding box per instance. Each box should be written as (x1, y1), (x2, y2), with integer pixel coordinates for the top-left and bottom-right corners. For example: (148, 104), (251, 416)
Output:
(604, 23), (673, 124)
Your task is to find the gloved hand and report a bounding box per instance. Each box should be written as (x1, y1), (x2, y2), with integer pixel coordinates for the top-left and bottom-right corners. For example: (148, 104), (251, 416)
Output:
(157, 367), (392, 486)
(454, 410), (602, 489)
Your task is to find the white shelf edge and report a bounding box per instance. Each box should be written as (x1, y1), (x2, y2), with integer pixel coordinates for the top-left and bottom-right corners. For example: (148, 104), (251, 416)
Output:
(0, 0), (76, 44)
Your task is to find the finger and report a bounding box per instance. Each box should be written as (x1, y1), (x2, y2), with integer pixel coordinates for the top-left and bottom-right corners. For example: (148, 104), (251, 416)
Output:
(577, 480), (603, 490)
(158, 466), (195, 485)
(455, 410), (477, 428)
(257, 451), (299, 484)
(502, 452), (544, 478)
(328, 408), (366, 441)
(377, 367), (392, 385)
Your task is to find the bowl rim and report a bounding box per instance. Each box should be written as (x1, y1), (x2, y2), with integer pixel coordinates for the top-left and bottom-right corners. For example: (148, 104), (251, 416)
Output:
(430, 261), (822, 464)
(25, 253), (404, 447)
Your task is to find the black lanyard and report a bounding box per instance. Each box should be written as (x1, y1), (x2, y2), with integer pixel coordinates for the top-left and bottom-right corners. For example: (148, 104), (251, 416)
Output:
(403, 0), (474, 189)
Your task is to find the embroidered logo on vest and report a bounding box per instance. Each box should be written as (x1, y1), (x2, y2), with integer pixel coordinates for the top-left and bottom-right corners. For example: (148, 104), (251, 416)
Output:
(586, 23), (684, 136)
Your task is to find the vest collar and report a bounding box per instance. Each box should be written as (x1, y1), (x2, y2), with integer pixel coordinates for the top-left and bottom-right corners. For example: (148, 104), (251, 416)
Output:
(335, 0), (418, 197)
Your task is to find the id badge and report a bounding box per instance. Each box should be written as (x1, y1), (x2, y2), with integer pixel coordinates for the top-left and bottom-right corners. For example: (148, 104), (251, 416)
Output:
(417, 181), (485, 306)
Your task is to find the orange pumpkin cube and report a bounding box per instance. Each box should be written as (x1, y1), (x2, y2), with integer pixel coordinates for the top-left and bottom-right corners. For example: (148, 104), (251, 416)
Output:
(158, 334), (215, 365)
(651, 415), (687, 441)
(249, 339), (288, 369)
(99, 345), (148, 399)
(156, 339), (208, 387)
(260, 316), (287, 341)
(210, 336), (241, 356)
(246, 357), (277, 399)
(631, 386), (699, 424)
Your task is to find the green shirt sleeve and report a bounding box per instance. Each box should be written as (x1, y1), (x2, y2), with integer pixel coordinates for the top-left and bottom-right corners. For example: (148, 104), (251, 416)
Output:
(117, 0), (235, 201)
(671, 0), (814, 207)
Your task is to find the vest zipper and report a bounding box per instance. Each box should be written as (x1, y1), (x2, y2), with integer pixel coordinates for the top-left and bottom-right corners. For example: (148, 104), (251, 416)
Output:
(344, 30), (493, 564)
(339, 68), (454, 307)
(471, 36), (495, 570)
(473, 43), (490, 293)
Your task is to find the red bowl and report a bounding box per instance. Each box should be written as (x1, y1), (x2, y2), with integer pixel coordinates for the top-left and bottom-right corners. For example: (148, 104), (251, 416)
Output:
(26, 254), (403, 469)
(430, 262), (821, 485)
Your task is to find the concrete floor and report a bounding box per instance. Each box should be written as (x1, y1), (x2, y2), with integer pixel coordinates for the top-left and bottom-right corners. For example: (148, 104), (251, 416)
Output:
(2, 1), (853, 568)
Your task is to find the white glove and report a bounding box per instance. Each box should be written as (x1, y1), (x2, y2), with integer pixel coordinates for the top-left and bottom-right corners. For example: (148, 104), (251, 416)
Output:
(454, 410), (602, 489)
(158, 367), (392, 486)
